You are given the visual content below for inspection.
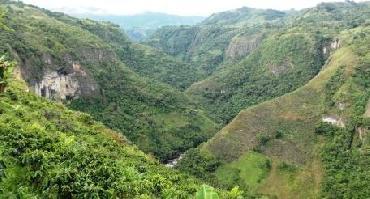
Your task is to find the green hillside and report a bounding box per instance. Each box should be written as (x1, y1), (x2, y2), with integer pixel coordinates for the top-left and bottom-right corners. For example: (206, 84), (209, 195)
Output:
(0, 60), (245, 198)
(178, 24), (370, 199)
(0, 0), (217, 162)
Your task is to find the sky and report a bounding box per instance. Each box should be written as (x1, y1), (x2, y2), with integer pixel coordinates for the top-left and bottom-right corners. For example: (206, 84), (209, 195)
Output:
(21, 0), (365, 16)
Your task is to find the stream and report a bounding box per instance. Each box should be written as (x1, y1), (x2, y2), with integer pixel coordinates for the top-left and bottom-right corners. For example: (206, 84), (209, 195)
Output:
(165, 154), (184, 168)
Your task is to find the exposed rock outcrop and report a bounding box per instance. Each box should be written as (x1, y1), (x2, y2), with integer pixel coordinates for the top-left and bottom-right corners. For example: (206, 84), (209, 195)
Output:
(34, 71), (79, 100)
(268, 58), (294, 76)
(357, 127), (367, 142)
(322, 38), (341, 56)
(365, 100), (370, 117)
(33, 62), (98, 101)
(322, 115), (345, 128)
(226, 34), (263, 60)
(16, 49), (111, 101)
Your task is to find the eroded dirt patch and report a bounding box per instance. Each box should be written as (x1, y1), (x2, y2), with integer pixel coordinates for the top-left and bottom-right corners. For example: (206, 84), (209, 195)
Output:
(365, 100), (370, 117)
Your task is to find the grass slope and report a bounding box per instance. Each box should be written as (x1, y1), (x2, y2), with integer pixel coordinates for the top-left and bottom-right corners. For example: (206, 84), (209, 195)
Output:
(204, 46), (358, 197)
(215, 152), (271, 191)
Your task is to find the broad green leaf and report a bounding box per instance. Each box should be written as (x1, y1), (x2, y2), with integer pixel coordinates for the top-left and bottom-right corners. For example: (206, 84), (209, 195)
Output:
(195, 185), (219, 199)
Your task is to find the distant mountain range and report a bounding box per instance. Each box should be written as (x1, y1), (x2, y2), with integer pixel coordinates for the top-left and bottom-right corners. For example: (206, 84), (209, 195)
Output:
(79, 12), (206, 41)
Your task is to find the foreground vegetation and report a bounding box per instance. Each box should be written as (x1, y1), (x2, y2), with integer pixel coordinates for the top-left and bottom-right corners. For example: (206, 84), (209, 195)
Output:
(0, 58), (245, 198)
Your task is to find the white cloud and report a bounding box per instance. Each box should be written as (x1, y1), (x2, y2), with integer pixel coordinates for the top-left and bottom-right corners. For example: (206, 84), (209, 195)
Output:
(20, 0), (366, 16)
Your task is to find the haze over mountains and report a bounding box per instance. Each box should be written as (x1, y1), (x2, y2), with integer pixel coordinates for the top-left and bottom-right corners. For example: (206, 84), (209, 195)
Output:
(83, 12), (205, 41)
(0, 0), (370, 198)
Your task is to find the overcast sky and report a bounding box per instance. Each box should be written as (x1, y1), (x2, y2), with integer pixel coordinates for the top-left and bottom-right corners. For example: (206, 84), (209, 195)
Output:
(21, 0), (365, 16)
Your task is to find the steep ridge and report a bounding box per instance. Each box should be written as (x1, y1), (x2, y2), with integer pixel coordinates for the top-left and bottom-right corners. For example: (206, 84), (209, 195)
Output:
(187, 32), (328, 123)
(0, 1), (217, 161)
(178, 26), (370, 198)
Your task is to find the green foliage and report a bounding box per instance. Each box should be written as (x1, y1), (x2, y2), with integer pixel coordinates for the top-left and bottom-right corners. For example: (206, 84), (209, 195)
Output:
(0, 55), (14, 92)
(0, 7), (6, 30)
(315, 122), (340, 136)
(195, 185), (220, 199)
(215, 152), (271, 191)
(317, 31), (370, 198)
(320, 126), (370, 198)
(0, 5), (12, 32)
(256, 133), (271, 146)
(176, 148), (221, 181)
(277, 162), (298, 173)
(0, 80), (211, 198)
(324, 65), (345, 107)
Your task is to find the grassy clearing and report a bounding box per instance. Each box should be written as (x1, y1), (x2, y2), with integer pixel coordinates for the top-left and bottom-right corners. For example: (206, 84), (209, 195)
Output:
(215, 152), (270, 191)
(203, 47), (357, 162)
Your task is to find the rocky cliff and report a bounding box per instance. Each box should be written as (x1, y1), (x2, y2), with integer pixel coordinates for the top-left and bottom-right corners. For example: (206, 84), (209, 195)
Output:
(225, 33), (263, 60)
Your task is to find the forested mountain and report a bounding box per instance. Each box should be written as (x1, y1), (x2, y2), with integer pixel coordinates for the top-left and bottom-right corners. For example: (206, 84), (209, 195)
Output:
(174, 2), (370, 198)
(148, 2), (370, 124)
(0, 0), (217, 162)
(1, 0), (370, 198)
(146, 7), (289, 77)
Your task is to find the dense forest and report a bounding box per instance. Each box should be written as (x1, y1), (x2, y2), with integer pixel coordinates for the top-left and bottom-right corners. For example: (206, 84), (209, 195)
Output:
(0, 0), (370, 198)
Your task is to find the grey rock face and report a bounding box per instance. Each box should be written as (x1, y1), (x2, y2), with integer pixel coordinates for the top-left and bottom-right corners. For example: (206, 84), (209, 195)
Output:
(226, 34), (263, 60)
(33, 62), (98, 101)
